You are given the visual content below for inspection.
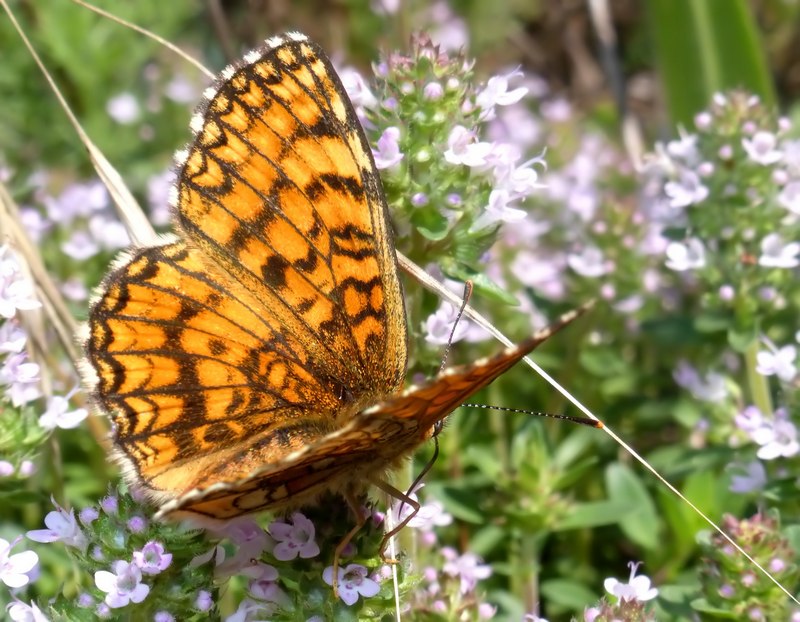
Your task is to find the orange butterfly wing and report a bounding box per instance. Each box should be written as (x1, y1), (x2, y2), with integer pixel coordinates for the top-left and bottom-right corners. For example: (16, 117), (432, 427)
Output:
(86, 34), (407, 507)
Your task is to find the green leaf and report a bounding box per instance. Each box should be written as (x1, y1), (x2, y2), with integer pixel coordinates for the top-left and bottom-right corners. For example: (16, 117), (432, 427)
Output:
(578, 347), (629, 378)
(431, 484), (485, 524)
(410, 206), (450, 240)
(605, 463), (661, 550)
(440, 259), (519, 305)
(539, 578), (597, 609)
(555, 499), (635, 530)
(640, 314), (698, 346)
(690, 598), (742, 618)
(647, 0), (774, 125)
(727, 320), (758, 352)
(694, 311), (732, 333)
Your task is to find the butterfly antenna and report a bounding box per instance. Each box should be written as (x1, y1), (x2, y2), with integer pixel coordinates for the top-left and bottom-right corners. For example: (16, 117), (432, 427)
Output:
(438, 280), (474, 374)
(460, 404), (602, 429)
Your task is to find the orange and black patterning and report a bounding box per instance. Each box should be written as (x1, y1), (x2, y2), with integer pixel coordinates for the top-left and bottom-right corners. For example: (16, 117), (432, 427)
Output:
(85, 32), (581, 521)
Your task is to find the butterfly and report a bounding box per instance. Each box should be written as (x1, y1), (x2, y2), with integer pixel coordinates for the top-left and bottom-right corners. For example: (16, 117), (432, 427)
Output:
(84, 32), (584, 525)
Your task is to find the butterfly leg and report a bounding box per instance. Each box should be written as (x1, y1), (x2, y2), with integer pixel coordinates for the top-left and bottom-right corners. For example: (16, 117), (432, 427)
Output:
(370, 478), (421, 562)
(331, 490), (368, 599)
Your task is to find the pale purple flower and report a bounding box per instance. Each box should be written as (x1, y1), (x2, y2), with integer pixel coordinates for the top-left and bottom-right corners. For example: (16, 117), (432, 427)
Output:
(756, 344), (797, 382)
(758, 233), (800, 268)
(423, 302), (470, 346)
(268, 513), (319, 561)
(38, 394), (88, 431)
(44, 180), (108, 223)
(0, 462), (14, 477)
(165, 73), (197, 104)
(91, 545), (104, 562)
(154, 612), (174, 622)
(225, 598), (273, 622)
(698, 161), (715, 176)
(665, 238), (706, 271)
(540, 97), (572, 122)
(584, 607), (601, 622)
(0, 247), (41, 318)
(132, 541), (172, 575)
(61, 277), (89, 302)
(695, 111), (712, 130)
(146, 169), (176, 227)
(322, 563), (380, 606)
(423, 82), (444, 100)
(672, 361), (728, 402)
(476, 69), (528, 120)
(470, 189), (527, 231)
(371, 0), (400, 15)
(523, 615), (548, 622)
(411, 192), (429, 207)
(510, 251), (566, 299)
(195, 590), (213, 612)
(0, 321), (27, 353)
(603, 561), (658, 602)
(79, 507), (99, 526)
(6, 601), (48, 622)
(27, 498), (88, 553)
(488, 105), (543, 149)
(773, 169), (789, 185)
(0, 353), (42, 407)
(719, 583), (735, 598)
(214, 522), (275, 577)
(388, 487), (453, 533)
(443, 125), (493, 167)
(483, 142), (521, 176)
(95, 560), (150, 608)
(441, 548), (491, 594)
(666, 134), (700, 163)
(567, 246), (612, 278)
(478, 603), (497, 619)
(493, 153), (546, 197)
(89, 215), (131, 250)
(742, 131), (783, 165)
(61, 230), (100, 261)
(106, 93), (140, 125)
(751, 412), (800, 460)
(664, 170), (709, 208)
(408, 498), (453, 531)
(100, 495), (118, 515)
(729, 461), (767, 493)
(339, 67), (378, 110)
(0, 538), (38, 588)
(127, 516), (147, 534)
(719, 284), (735, 301)
(247, 564), (291, 608)
(428, 1), (469, 51)
(778, 180), (800, 215)
(372, 127), (404, 170)
(735, 405), (766, 434)
(783, 139), (800, 171)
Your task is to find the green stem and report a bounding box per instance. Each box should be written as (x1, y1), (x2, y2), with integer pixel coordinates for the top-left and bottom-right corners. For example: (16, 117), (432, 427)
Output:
(519, 532), (545, 614)
(745, 340), (772, 415)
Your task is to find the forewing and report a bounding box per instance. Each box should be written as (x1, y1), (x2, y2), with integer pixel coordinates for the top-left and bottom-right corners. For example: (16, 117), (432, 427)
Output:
(175, 33), (407, 399)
